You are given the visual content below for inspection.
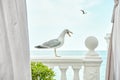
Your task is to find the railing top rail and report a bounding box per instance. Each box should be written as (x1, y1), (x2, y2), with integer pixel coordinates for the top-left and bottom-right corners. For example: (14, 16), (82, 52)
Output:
(31, 56), (84, 63)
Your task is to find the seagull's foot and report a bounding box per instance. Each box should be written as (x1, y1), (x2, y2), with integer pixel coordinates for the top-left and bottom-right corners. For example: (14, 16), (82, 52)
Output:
(54, 51), (60, 57)
(55, 55), (61, 57)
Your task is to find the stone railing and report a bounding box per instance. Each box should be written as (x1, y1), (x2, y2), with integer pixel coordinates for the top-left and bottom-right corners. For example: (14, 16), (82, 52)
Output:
(31, 36), (103, 80)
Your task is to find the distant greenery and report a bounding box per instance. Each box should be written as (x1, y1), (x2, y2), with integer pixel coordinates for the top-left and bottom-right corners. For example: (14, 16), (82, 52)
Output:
(31, 62), (56, 80)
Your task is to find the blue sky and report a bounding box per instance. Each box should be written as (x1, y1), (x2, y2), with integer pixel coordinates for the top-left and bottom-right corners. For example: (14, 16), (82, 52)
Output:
(26, 0), (113, 51)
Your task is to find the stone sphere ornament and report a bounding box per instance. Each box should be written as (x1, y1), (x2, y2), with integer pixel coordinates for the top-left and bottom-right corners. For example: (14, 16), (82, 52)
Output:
(85, 36), (100, 58)
(85, 36), (98, 50)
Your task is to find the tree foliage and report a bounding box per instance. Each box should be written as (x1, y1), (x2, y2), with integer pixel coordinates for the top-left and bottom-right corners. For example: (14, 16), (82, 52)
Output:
(31, 62), (55, 80)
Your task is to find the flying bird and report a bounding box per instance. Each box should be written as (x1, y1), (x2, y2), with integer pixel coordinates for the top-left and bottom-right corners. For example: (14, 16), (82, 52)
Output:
(35, 29), (73, 57)
(80, 10), (87, 14)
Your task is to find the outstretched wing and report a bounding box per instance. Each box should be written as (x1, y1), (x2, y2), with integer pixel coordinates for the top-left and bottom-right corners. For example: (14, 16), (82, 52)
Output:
(42, 39), (61, 48)
(80, 10), (87, 14)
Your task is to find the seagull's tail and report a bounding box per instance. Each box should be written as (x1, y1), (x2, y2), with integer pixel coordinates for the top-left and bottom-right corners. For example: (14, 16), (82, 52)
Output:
(35, 45), (48, 48)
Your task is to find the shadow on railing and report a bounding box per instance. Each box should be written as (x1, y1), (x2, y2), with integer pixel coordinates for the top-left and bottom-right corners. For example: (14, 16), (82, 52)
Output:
(31, 36), (103, 80)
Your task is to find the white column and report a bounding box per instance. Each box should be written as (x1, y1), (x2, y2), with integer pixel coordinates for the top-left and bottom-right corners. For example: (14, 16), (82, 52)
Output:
(84, 36), (102, 80)
(72, 66), (81, 80)
(59, 66), (68, 80)
(104, 33), (111, 48)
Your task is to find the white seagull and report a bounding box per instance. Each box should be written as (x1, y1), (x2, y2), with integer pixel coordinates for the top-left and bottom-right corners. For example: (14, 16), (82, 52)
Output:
(35, 29), (73, 57)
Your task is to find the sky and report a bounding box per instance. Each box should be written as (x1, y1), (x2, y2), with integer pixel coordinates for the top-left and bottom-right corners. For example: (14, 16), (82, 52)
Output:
(26, 0), (114, 51)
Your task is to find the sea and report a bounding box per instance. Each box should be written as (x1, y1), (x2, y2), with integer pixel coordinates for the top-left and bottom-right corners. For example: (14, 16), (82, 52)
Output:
(30, 50), (107, 80)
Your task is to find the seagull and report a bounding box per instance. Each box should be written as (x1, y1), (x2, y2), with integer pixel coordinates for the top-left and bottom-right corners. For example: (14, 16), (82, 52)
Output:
(80, 9), (87, 14)
(35, 29), (73, 57)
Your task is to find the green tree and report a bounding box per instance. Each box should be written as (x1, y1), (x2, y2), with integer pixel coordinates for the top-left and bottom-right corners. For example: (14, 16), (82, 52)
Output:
(31, 62), (55, 80)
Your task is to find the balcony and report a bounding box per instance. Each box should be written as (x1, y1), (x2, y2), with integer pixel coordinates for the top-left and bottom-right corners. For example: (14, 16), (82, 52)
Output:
(31, 36), (103, 80)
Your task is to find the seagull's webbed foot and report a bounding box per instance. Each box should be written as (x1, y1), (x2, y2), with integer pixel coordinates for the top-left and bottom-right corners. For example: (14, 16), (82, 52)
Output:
(55, 55), (61, 57)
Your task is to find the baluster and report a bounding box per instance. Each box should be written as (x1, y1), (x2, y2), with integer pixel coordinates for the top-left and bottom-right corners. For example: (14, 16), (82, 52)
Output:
(59, 66), (68, 80)
(72, 66), (81, 80)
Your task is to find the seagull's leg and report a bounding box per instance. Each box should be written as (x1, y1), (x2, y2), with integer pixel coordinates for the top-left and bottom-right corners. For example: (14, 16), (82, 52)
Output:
(54, 48), (60, 57)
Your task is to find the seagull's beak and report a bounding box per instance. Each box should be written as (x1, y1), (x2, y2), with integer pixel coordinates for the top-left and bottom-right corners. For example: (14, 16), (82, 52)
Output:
(67, 31), (73, 37)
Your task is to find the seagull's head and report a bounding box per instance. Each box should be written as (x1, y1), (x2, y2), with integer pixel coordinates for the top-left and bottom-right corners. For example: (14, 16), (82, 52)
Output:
(65, 29), (73, 37)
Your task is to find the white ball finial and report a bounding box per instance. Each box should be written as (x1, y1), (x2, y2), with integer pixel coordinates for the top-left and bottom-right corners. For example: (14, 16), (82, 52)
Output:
(85, 36), (100, 58)
(85, 36), (98, 50)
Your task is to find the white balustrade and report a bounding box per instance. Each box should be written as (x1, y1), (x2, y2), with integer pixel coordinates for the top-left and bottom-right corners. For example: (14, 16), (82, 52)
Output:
(31, 36), (103, 80)
(31, 57), (83, 80)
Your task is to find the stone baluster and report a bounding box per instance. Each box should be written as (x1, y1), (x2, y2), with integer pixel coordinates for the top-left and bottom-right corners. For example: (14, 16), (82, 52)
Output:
(72, 65), (81, 80)
(59, 66), (68, 80)
(83, 36), (102, 80)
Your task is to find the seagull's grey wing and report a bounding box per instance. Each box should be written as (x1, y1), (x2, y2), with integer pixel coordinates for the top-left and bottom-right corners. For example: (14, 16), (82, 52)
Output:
(42, 39), (61, 48)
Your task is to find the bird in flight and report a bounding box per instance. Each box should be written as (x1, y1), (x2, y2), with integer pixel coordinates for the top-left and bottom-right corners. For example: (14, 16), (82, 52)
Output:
(35, 29), (73, 57)
(80, 10), (87, 14)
